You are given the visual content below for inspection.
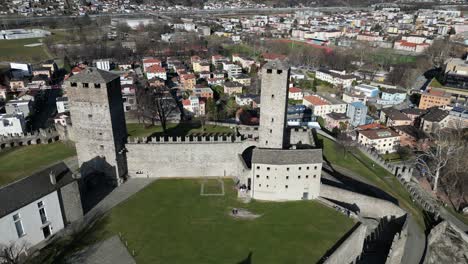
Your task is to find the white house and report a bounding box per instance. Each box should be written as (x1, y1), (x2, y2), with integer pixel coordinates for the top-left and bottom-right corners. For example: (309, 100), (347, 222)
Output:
(0, 162), (82, 252)
(94, 59), (111, 71)
(0, 114), (26, 136)
(358, 128), (400, 154)
(146, 65), (167, 80)
(249, 149), (322, 201)
(56, 97), (69, 113)
(222, 63), (243, 78)
(288, 87), (303, 100)
(315, 69), (356, 87)
(5, 99), (33, 117)
(302, 95), (347, 118)
(182, 96), (205, 116)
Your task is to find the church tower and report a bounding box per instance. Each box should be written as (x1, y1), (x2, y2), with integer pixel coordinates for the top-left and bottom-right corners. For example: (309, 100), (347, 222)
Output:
(65, 68), (127, 186)
(258, 60), (290, 149)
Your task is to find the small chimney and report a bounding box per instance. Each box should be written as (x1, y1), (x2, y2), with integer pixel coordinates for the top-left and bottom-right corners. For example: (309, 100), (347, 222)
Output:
(49, 170), (56, 185)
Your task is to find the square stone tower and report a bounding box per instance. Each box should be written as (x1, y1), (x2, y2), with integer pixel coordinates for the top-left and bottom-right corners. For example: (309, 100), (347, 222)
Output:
(65, 68), (127, 186)
(258, 60), (290, 149)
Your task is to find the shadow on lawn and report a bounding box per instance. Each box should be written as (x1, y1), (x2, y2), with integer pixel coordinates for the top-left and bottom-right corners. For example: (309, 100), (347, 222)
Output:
(238, 251), (253, 264)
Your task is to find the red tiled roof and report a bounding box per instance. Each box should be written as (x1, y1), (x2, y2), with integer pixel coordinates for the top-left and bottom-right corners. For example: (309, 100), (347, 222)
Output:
(146, 65), (166, 73)
(262, 53), (287, 61)
(356, 123), (385, 131)
(143, 58), (161, 64)
(182, 99), (190, 106)
(289, 87), (302, 93)
(359, 128), (399, 140)
(181, 74), (196, 80)
(303, 95), (329, 106)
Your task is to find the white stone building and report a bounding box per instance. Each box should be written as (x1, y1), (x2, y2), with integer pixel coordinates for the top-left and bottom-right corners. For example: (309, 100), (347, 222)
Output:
(56, 97), (69, 113)
(0, 163), (82, 252)
(250, 149), (322, 201)
(315, 69), (356, 87)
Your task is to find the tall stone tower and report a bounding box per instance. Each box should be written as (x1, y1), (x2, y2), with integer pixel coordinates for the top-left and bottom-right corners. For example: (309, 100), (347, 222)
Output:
(258, 60), (290, 149)
(65, 68), (127, 186)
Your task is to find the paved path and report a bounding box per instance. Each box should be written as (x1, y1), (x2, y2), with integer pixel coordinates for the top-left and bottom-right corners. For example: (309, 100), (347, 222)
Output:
(438, 207), (468, 232)
(84, 178), (155, 224)
(401, 215), (426, 264)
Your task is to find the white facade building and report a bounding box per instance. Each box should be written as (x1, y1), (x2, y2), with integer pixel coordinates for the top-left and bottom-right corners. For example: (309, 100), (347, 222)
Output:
(315, 69), (356, 87)
(358, 128), (400, 154)
(0, 114), (26, 135)
(56, 97), (69, 113)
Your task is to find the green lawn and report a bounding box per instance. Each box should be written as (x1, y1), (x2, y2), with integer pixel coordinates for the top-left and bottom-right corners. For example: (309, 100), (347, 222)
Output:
(0, 38), (51, 62)
(0, 143), (76, 187)
(381, 152), (402, 162)
(69, 179), (355, 264)
(127, 122), (234, 138)
(318, 135), (426, 228)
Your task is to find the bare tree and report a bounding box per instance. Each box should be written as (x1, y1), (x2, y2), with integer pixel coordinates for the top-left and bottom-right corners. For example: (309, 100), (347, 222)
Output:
(150, 87), (178, 134)
(416, 129), (464, 193)
(0, 242), (28, 264)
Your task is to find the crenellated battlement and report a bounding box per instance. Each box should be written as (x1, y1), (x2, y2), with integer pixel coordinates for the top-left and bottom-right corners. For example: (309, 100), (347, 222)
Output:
(0, 128), (61, 151)
(127, 133), (245, 144)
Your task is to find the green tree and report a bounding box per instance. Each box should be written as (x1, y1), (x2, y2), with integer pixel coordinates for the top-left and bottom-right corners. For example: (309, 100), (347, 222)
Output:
(206, 98), (217, 121)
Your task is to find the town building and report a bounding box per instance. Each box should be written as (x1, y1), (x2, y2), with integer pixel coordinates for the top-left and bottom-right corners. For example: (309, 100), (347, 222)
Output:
(180, 74), (196, 90)
(378, 88), (407, 105)
(315, 69), (356, 87)
(324, 112), (349, 130)
(224, 81), (243, 95)
(288, 87), (303, 100)
(146, 65), (167, 80)
(192, 87), (214, 99)
(347, 101), (368, 127)
(182, 96), (205, 116)
(380, 108), (412, 126)
(303, 95), (347, 118)
(358, 128), (400, 154)
(419, 89), (451, 110)
(0, 114), (26, 135)
(231, 74), (251, 87)
(5, 99), (33, 117)
(56, 97), (69, 114)
(420, 108), (450, 133)
(352, 84), (380, 98)
(142, 58), (162, 71)
(392, 125), (429, 150)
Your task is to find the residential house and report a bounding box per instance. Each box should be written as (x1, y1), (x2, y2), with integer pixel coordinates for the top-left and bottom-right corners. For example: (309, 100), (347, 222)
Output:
(392, 125), (429, 150)
(56, 97), (69, 113)
(41, 60), (58, 74)
(235, 94), (260, 108)
(9, 79), (26, 91)
(342, 92), (367, 104)
(182, 96), (205, 116)
(223, 63), (242, 78)
(0, 114), (26, 135)
(352, 84), (380, 98)
(5, 99), (33, 117)
(288, 87), (303, 101)
(378, 88), (407, 105)
(142, 58), (162, 71)
(401, 108), (427, 126)
(180, 74), (196, 90)
(193, 88), (214, 99)
(122, 85), (137, 112)
(324, 112), (349, 131)
(32, 67), (51, 78)
(419, 89), (451, 110)
(315, 69), (356, 87)
(0, 162), (83, 252)
(231, 74), (251, 87)
(232, 54), (256, 71)
(146, 65), (167, 80)
(302, 95), (347, 118)
(211, 55), (229, 67)
(420, 108), (450, 133)
(193, 61), (211, 73)
(347, 101), (368, 127)
(393, 40), (430, 53)
(380, 108), (412, 126)
(199, 71), (211, 80)
(224, 82), (243, 95)
(358, 128), (400, 154)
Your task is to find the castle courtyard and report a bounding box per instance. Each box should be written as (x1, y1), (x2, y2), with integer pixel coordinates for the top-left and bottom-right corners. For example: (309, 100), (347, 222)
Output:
(73, 179), (355, 264)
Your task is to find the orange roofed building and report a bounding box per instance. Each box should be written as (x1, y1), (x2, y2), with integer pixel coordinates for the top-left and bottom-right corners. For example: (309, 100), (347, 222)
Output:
(419, 89), (451, 110)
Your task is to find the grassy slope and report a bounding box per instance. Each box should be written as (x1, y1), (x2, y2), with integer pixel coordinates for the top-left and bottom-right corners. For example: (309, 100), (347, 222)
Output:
(0, 143), (76, 187)
(127, 122), (234, 137)
(0, 38), (51, 62)
(83, 179), (355, 264)
(318, 135), (426, 228)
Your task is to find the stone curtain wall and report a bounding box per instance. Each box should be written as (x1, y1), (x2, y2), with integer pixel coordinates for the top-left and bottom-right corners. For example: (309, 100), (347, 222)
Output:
(385, 216), (410, 264)
(320, 184), (406, 218)
(0, 128), (60, 152)
(126, 138), (256, 178)
(323, 223), (367, 264)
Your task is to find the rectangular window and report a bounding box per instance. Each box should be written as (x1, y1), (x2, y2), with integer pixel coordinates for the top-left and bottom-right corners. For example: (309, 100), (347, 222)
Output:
(88, 114), (92, 118)
(285, 185), (288, 189)
(39, 208), (47, 224)
(100, 145), (104, 150)
(267, 69), (272, 74)
(70, 82), (77, 87)
(13, 214), (25, 238)
(256, 166), (260, 170)
(83, 83), (89, 88)
(256, 175), (260, 178)
(94, 83), (101, 88)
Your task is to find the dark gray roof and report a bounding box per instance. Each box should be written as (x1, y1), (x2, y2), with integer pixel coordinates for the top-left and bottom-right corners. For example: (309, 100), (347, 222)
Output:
(422, 108), (449, 122)
(401, 108), (427, 116)
(67, 67), (119, 83)
(0, 162), (76, 218)
(382, 107), (411, 121)
(264, 59), (289, 71)
(252, 148), (322, 165)
(393, 125), (428, 140)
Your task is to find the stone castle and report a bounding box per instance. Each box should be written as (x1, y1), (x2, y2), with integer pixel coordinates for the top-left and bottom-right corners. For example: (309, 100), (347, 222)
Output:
(65, 60), (323, 201)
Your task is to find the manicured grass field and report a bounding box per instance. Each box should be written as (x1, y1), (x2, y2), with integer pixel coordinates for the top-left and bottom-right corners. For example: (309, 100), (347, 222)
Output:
(78, 179), (354, 264)
(0, 38), (51, 62)
(127, 122), (234, 137)
(318, 135), (426, 228)
(0, 143), (76, 187)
